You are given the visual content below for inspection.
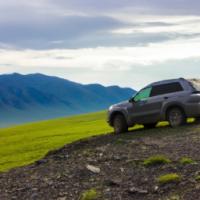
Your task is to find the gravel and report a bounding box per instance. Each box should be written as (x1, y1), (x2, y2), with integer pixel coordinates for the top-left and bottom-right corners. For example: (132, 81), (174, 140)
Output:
(1, 121), (200, 199)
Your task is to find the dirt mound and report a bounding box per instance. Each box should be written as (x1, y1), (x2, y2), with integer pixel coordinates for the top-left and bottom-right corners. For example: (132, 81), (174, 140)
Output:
(1, 121), (200, 199)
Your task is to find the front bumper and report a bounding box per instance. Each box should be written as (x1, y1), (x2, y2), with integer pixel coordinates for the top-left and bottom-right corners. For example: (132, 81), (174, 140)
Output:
(107, 110), (112, 126)
(185, 103), (200, 118)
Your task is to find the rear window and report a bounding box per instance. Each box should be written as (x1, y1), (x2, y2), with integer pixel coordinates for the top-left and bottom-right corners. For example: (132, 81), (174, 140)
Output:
(150, 82), (183, 97)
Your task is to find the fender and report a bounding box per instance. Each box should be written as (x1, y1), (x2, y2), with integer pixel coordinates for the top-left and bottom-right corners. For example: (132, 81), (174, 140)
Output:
(109, 107), (131, 126)
(161, 101), (186, 121)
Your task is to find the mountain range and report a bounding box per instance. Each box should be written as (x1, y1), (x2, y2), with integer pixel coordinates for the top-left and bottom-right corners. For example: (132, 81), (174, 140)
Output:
(0, 73), (136, 129)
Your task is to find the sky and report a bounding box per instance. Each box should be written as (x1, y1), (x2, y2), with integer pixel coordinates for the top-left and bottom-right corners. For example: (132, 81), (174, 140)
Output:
(0, 0), (200, 90)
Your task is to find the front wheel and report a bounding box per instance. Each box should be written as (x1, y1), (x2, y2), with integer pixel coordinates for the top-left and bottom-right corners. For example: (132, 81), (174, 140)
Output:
(167, 107), (186, 127)
(113, 115), (128, 134)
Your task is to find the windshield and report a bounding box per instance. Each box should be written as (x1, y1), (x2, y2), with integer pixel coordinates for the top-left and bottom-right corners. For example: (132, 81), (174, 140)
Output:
(188, 79), (200, 91)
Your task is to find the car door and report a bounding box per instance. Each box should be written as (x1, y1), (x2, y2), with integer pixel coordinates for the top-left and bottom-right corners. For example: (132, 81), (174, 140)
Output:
(127, 87), (163, 124)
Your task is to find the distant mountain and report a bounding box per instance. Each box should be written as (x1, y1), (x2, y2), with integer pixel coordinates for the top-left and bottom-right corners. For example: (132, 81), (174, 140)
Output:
(0, 73), (136, 128)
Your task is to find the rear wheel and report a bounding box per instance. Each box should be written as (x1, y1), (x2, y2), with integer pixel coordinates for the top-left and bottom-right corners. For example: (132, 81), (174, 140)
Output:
(143, 123), (157, 129)
(167, 107), (186, 127)
(113, 115), (128, 134)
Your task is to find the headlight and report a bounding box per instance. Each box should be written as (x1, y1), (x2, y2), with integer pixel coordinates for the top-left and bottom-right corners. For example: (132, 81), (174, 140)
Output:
(109, 106), (113, 110)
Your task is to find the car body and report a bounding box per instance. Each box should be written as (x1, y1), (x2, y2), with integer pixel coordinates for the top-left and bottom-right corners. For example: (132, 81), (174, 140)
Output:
(107, 78), (200, 133)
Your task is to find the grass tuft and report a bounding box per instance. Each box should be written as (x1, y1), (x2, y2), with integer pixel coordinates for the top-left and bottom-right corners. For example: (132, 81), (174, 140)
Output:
(157, 174), (182, 185)
(83, 149), (93, 157)
(180, 158), (195, 164)
(166, 194), (180, 200)
(196, 176), (200, 180)
(131, 161), (136, 166)
(81, 189), (99, 200)
(144, 155), (172, 167)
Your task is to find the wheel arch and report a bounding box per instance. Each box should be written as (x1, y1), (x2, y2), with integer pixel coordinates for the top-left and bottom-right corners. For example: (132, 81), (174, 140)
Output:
(109, 111), (127, 127)
(163, 104), (187, 121)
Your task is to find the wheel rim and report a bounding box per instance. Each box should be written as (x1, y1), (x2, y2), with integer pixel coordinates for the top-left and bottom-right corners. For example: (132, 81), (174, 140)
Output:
(169, 110), (182, 127)
(114, 118), (121, 132)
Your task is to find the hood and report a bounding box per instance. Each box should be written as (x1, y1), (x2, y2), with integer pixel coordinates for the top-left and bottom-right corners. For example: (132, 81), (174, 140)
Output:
(112, 101), (132, 108)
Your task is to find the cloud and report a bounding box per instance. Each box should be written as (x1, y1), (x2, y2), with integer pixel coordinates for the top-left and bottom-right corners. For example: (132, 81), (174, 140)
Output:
(0, 15), (130, 49)
(0, 0), (200, 50)
(1, 13), (199, 50)
(0, 0), (200, 89)
(48, 0), (200, 16)
(8, 58), (200, 90)
(0, 37), (200, 72)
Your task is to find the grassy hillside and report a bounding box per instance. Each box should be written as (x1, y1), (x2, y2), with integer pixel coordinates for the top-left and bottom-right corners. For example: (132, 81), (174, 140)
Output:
(0, 110), (194, 172)
(0, 111), (112, 172)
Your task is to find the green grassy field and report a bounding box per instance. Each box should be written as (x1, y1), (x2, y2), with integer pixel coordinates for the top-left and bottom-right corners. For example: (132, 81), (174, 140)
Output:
(0, 110), (194, 172)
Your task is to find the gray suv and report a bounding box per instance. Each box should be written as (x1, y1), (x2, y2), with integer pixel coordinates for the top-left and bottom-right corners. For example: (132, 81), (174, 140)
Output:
(107, 78), (200, 133)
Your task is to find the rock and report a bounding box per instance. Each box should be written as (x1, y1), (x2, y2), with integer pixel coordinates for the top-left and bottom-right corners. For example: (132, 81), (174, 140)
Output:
(180, 182), (187, 186)
(87, 157), (93, 162)
(59, 192), (67, 197)
(132, 140), (140, 145)
(35, 159), (48, 165)
(114, 156), (121, 161)
(139, 190), (148, 194)
(97, 146), (107, 152)
(128, 187), (138, 193)
(86, 165), (100, 173)
(196, 185), (200, 190)
(153, 186), (159, 193)
(120, 167), (124, 172)
(104, 179), (122, 186)
(195, 171), (200, 176)
(31, 193), (39, 198)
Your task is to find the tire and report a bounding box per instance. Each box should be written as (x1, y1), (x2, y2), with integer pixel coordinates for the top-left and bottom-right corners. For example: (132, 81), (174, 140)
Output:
(167, 107), (186, 127)
(143, 123), (157, 129)
(113, 115), (128, 134)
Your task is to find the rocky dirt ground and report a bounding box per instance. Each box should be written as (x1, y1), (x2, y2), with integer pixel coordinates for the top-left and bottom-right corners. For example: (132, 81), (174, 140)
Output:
(1, 121), (200, 200)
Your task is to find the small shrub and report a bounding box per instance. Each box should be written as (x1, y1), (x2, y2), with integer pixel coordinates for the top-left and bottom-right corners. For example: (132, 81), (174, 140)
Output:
(157, 174), (182, 185)
(114, 139), (128, 146)
(166, 194), (180, 200)
(131, 161), (136, 166)
(83, 149), (93, 157)
(180, 158), (195, 164)
(139, 162), (144, 167)
(144, 155), (172, 166)
(81, 189), (98, 200)
(196, 176), (200, 180)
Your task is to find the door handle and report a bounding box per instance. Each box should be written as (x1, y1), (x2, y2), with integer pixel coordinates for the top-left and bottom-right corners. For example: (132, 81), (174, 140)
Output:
(164, 97), (168, 99)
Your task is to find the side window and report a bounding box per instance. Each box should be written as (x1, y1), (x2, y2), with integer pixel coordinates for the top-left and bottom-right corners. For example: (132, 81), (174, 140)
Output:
(134, 87), (152, 101)
(150, 82), (183, 97)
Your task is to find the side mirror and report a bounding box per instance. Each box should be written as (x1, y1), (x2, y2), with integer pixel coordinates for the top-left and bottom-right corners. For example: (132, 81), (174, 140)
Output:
(129, 97), (134, 102)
